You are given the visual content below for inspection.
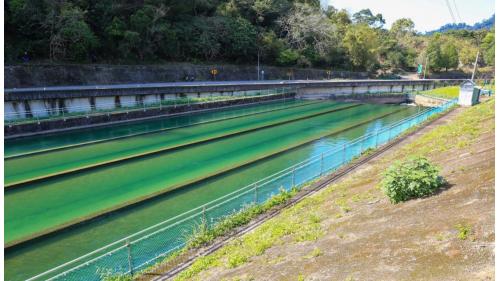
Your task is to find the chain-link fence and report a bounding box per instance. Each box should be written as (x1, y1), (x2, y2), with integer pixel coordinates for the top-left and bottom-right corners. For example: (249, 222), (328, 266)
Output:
(26, 99), (457, 281)
(5, 88), (296, 125)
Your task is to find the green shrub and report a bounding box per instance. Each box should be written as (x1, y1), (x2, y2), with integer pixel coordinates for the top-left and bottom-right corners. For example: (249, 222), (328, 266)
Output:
(381, 156), (443, 203)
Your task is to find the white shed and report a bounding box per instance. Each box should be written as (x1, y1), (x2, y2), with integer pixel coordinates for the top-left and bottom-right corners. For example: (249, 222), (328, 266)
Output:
(458, 80), (480, 106)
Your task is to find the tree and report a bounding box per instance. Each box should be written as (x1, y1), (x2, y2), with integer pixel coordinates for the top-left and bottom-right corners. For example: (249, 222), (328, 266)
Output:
(342, 24), (379, 70)
(390, 18), (415, 37)
(440, 42), (459, 71)
(259, 30), (286, 63)
(277, 48), (300, 66)
(352, 9), (385, 28)
(426, 34), (443, 71)
(221, 17), (258, 60)
(278, 3), (336, 56)
(481, 31), (495, 66)
(45, 2), (98, 61)
(458, 43), (479, 66)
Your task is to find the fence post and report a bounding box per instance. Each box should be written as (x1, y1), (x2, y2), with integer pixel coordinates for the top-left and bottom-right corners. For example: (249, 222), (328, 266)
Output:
(292, 168), (296, 188)
(254, 183), (258, 204)
(126, 240), (133, 276)
(375, 130), (379, 147)
(320, 153), (324, 176)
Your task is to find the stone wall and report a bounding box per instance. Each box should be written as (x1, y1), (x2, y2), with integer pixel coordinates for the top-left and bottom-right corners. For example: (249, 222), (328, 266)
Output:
(4, 63), (368, 88)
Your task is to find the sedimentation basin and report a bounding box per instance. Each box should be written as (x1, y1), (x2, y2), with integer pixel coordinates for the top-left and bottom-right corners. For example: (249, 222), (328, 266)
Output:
(5, 98), (423, 281)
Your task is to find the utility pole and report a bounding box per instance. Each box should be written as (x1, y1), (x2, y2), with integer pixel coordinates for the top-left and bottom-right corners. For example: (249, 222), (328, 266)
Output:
(471, 51), (480, 82)
(423, 56), (428, 79)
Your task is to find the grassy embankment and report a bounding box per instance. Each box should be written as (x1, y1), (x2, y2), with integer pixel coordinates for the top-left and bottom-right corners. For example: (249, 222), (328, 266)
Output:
(419, 86), (459, 99)
(170, 98), (494, 280)
(420, 82), (496, 100)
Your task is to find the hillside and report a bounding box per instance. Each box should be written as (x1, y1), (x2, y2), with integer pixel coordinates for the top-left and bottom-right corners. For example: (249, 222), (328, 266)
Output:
(427, 14), (495, 34)
(5, 1), (495, 73)
(171, 97), (495, 281)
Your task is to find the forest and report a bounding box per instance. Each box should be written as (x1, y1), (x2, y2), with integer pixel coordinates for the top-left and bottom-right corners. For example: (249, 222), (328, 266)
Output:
(4, 0), (495, 73)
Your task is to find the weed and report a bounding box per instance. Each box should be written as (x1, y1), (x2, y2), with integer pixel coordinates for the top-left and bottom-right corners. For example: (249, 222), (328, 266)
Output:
(381, 156), (443, 203)
(309, 213), (321, 223)
(227, 254), (248, 268)
(305, 247), (323, 258)
(455, 223), (472, 240)
(298, 273), (305, 281)
(435, 232), (448, 241)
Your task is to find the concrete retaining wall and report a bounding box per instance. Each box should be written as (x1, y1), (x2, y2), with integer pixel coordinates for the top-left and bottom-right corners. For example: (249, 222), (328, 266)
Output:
(4, 64), (369, 88)
(414, 95), (450, 107)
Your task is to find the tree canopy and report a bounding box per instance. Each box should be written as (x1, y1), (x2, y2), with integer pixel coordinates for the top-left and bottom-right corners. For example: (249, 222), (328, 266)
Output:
(5, 0), (495, 73)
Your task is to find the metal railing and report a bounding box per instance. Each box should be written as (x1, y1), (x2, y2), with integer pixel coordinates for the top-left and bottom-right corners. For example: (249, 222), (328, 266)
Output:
(5, 88), (296, 125)
(26, 99), (457, 281)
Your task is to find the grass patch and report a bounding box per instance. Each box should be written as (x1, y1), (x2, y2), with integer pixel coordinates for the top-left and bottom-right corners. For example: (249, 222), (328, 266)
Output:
(401, 98), (494, 156)
(305, 247), (323, 258)
(186, 187), (298, 249)
(420, 86), (459, 99)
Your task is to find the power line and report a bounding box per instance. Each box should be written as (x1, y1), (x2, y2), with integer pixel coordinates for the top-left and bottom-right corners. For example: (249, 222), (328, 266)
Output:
(452, 0), (463, 22)
(445, 0), (457, 23)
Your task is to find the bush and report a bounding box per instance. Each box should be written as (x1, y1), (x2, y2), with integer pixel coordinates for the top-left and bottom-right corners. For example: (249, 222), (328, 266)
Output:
(381, 156), (443, 203)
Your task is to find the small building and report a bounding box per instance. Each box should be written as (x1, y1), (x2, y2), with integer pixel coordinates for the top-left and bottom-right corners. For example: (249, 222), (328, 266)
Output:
(458, 80), (480, 106)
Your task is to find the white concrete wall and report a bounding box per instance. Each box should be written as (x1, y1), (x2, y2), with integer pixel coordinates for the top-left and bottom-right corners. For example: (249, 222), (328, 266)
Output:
(30, 100), (51, 117)
(353, 86), (369, 94)
(4, 102), (26, 120)
(65, 98), (91, 113)
(392, 85), (403, 93)
(95, 96), (116, 110)
(368, 86), (390, 94)
(119, 96), (136, 107)
(143, 94), (158, 105)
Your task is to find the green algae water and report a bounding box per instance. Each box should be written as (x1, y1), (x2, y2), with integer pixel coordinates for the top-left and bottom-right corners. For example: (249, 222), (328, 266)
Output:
(5, 101), (349, 185)
(5, 99), (305, 157)
(5, 100), (420, 281)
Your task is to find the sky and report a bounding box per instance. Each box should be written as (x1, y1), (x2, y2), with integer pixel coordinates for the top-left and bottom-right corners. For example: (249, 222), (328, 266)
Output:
(325, 0), (495, 32)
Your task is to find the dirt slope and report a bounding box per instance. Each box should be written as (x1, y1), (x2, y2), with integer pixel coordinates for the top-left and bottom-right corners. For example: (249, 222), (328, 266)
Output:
(174, 99), (495, 281)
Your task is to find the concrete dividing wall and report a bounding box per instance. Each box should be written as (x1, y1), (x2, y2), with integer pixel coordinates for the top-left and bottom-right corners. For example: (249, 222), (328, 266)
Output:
(414, 95), (449, 107)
